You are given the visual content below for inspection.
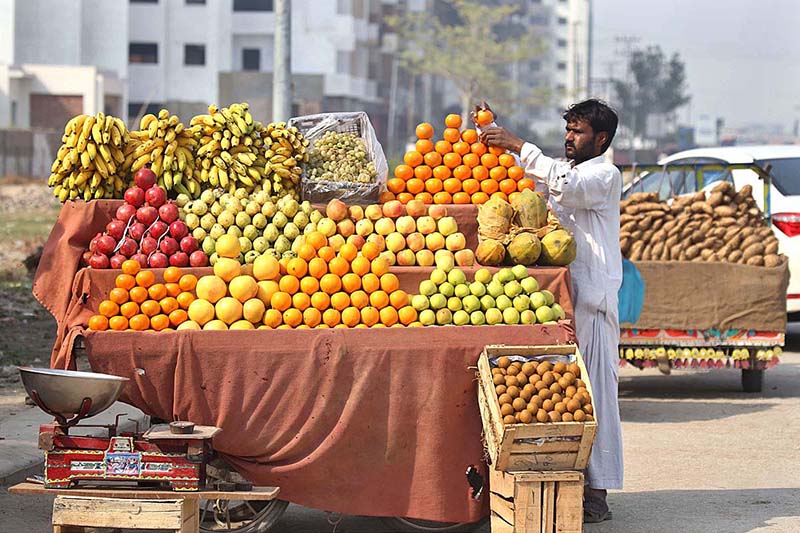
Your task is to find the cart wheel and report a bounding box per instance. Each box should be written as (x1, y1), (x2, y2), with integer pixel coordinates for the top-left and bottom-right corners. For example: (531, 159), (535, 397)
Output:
(381, 517), (488, 532)
(741, 368), (764, 393)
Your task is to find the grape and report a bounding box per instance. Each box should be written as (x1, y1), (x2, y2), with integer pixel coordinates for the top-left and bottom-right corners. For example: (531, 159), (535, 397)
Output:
(307, 131), (378, 183)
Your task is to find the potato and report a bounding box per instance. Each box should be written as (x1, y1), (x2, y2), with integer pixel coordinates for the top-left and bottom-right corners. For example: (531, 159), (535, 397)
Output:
(764, 240), (779, 255)
(734, 184), (753, 203)
(712, 181), (734, 195)
(740, 234), (761, 250)
(700, 249), (715, 261)
(651, 242), (665, 258)
(707, 191), (724, 207)
(764, 254), (782, 268)
(728, 249), (743, 263)
(714, 205), (736, 217)
(717, 217), (737, 227)
(742, 242), (765, 261)
(746, 255), (764, 266)
(685, 245), (700, 260)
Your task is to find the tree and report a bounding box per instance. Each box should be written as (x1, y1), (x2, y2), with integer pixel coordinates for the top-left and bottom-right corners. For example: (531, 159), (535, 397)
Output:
(387, 0), (545, 121)
(613, 46), (690, 137)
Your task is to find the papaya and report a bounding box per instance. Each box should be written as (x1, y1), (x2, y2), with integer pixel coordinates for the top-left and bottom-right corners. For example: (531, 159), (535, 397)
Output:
(512, 189), (548, 229)
(506, 232), (542, 266)
(538, 229), (576, 266)
(475, 239), (506, 266)
(478, 197), (514, 240)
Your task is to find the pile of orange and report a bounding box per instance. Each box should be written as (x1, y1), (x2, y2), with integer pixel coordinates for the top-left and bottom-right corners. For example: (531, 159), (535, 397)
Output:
(88, 261), (196, 331)
(385, 113), (535, 205)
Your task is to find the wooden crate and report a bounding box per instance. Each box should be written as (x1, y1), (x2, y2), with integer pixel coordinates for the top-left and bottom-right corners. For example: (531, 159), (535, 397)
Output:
(489, 469), (583, 533)
(478, 345), (597, 472)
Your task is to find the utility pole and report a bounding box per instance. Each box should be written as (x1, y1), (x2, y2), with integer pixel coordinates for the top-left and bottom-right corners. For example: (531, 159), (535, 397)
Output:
(273, 0), (292, 122)
(615, 35), (639, 163)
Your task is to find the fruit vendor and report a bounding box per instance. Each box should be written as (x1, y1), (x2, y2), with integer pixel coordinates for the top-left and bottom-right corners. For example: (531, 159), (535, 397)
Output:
(476, 99), (622, 523)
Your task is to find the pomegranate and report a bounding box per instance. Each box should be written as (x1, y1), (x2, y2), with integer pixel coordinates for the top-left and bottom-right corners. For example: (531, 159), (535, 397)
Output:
(159, 236), (179, 256)
(189, 250), (209, 267)
(140, 236), (158, 255)
(144, 186), (167, 208)
(169, 251), (189, 267)
(124, 186), (146, 207)
(149, 220), (169, 239)
(115, 203), (137, 223)
(148, 252), (169, 269)
(180, 235), (198, 253)
(131, 253), (148, 267)
(128, 222), (146, 241)
(89, 232), (103, 253)
(109, 254), (127, 269)
(118, 237), (138, 257)
(134, 167), (157, 190)
(88, 253), (110, 269)
(158, 202), (179, 223)
(169, 220), (188, 240)
(96, 235), (117, 256)
(136, 206), (158, 226)
(106, 220), (126, 241)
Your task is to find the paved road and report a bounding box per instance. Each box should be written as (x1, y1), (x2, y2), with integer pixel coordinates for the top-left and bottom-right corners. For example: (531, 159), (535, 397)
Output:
(3, 324), (798, 532)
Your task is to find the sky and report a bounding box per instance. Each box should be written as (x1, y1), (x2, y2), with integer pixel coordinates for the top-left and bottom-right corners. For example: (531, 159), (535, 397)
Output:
(591, 0), (800, 130)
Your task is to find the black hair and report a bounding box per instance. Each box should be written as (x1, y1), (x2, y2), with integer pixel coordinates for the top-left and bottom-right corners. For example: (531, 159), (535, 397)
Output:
(562, 99), (618, 152)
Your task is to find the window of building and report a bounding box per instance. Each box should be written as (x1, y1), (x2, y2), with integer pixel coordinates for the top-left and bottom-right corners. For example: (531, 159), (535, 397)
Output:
(337, 0), (351, 15)
(336, 50), (350, 74)
(184, 44), (206, 66)
(558, 17), (568, 25)
(242, 48), (260, 71)
(233, 0), (272, 11)
(557, 39), (567, 48)
(557, 61), (567, 70)
(128, 102), (164, 120)
(130, 0), (158, 3)
(129, 43), (158, 64)
(186, 0), (205, 4)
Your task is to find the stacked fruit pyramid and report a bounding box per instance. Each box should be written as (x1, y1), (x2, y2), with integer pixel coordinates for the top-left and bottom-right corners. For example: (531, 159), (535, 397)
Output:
(387, 112), (534, 205)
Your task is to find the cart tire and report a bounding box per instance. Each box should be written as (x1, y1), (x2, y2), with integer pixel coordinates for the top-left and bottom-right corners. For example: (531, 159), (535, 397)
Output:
(741, 368), (764, 393)
(199, 498), (289, 532)
(381, 517), (489, 532)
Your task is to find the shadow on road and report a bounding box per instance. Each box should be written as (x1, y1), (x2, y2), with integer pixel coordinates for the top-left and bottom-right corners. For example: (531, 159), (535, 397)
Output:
(619, 398), (777, 423)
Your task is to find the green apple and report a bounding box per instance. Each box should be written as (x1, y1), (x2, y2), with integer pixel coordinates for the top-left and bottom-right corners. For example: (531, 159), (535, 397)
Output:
(541, 289), (555, 306)
(485, 308), (503, 325)
(551, 303), (565, 320)
(480, 295), (496, 311)
(439, 282), (455, 297)
(503, 280), (523, 298)
(470, 310), (486, 325)
(419, 280), (437, 296)
(513, 294), (531, 312)
(520, 276), (539, 294)
(474, 268), (492, 284)
(511, 264), (528, 280)
(535, 305), (555, 323)
(503, 307), (520, 325)
(520, 309), (537, 324)
(436, 308), (453, 325)
(454, 283), (470, 298)
(430, 268), (448, 285)
(447, 296), (463, 312)
(495, 295), (512, 311)
(419, 309), (436, 326)
(487, 280), (504, 298)
(462, 295), (481, 313)
(429, 293), (447, 310)
(530, 291), (547, 309)
(412, 294), (430, 311)
(453, 310), (470, 326)
(447, 269), (467, 286)
(495, 268), (515, 284)
(469, 281), (486, 297)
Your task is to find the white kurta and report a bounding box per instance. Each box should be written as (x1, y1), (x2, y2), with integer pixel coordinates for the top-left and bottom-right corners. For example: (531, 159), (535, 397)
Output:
(520, 143), (624, 490)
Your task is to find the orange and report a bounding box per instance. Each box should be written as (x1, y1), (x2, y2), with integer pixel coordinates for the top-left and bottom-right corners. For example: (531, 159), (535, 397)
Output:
(263, 309), (282, 328)
(470, 142), (487, 156)
(490, 166), (507, 181)
(432, 166), (451, 181)
(369, 290), (390, 309)
(433, 191), (452, 204)
(389, 289), (409, 309)
(508, 165), (524, 181)
(472, 165), (489, 181)
(88, 315), (108, 331)
(443, 152), (461, 169)
(279, 275), (300, 295)
(109, 287), (129, 305)
(300, 276), (320, 295)
(498, 153), (516, 168)
(461, 129), (478, 144)
(489, 145), (505, 156)
(443, 127), (461, 143)
(423, 151), (442, 168)
(341, 272), (362, 293)
(380, 273), (400, 293)
(404, 150), (423, 167)
(341, 306), (361, 327)
(331, 292), (350, 311)
(109, 315), (128, 331)
(426, 177), (444, 193)
(351, 254), (372, 275)
(169, 309), (188, 326)
(395, 164), (414, 180)
(452, 141), (470, 156)
(398, 306), (418, 325)
(129, 314), (149, 331)
(471, 192), (490, 204)
(317, 246), (336, 262)
(453, 165), (471, 181)
(270, 291), (292, 312)
(339, 243), (358, 262)
(150, 314), (170, 331)
(115, 274), (136, 290)
(98, 300), (119, 318)
(297, 243), (317, 262)
(286, 258), (308, 278)
(308, 257), (328, 279)
(328, 257), (350, 277)
(165, 282), (181, 297)
(443, 177), (462, 194)
(360, 307), (379, 326)
(320, 273), (342, 295)
(306, 231), (328, 251)
(303, 307), (322, 327)
(415, 139), (434, 154)
(379, 191), (396, 204)
(292, 292), (311, 311)
(121, 260), (141, 276)
(491, 191), (508, 203)
(120, 301), (139, 318)
(406, 178), (425, 195)
(397, 192), (414, 205)
(135, 270), (155, 288)
(462, 178), (480, 195)
(159, 296), (179, 314)
(278, 257), (290, 276)
(322, 308), (341, 327)
(415, 122), (434, 139)
(370, 257), (389, 276)
(148, 283), (167, 301)
(283, 308), (303, 328)
(361, 273), (380, 294)
(379, 306), (399, 326)
(129, 286), (148, 303)
(349, 290), (368, 309)
(163, 266), (182, 283)
(177, 291), (195, 309)
(462, 153), (480, 168)
(476, 109), (494, 126)
(499, 178), (517, 195)
(517, 178), (535, 192)
(434, 140), (452, 155)
(415, 192), (433, 204)
(445, 113), (462, 128)
(508, 191), (521, 204)
(413, 165), (433, 181)
(453, 191), (471, 204)
(387, 177), (405, 195)
(481, 153), (499, 169)
(311, 291), (331, 311)
(140, 300), (161, 317)
(480, 179), (499, 194)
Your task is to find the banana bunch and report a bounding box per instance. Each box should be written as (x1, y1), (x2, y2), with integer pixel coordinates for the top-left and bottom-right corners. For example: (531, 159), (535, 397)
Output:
(48, 113), (129, 202)
(124, 109), (200, 197)
(262, 121), (308, 201)
(189, 103), (269, 197)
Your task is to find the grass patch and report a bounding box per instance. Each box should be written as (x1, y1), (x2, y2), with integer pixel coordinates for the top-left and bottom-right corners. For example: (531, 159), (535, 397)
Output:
(0, 207), (60, 242)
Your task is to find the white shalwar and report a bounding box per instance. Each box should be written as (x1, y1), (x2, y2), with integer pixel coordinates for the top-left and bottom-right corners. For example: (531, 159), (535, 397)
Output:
(520, 143), (624, 490)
